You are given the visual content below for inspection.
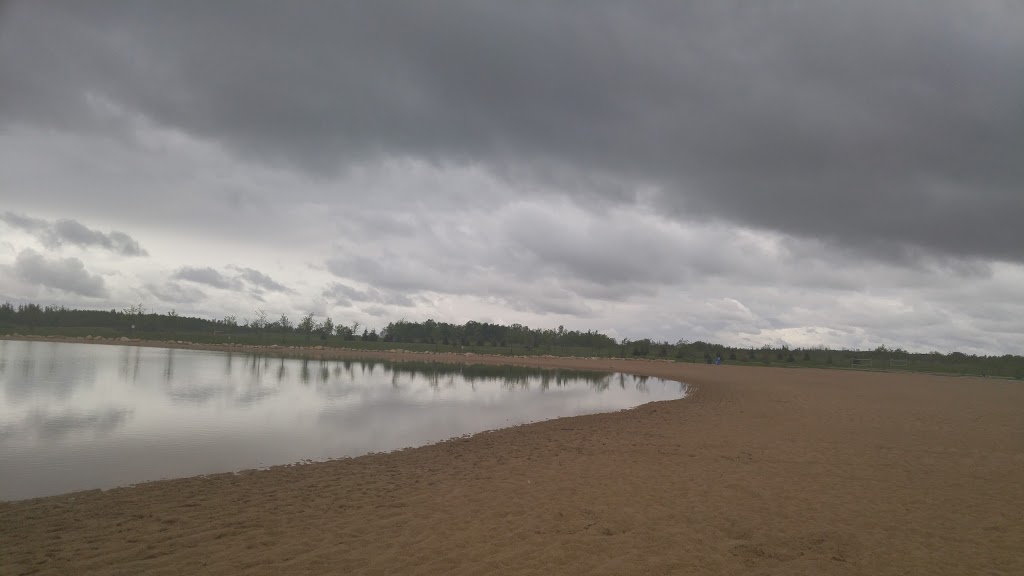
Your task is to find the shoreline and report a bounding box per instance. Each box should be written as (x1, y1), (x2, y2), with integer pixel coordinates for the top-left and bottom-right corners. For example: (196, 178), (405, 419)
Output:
(1, 334), (1013, 381)
(2, 340), (1022, 574)
(0, 333), (718, 381)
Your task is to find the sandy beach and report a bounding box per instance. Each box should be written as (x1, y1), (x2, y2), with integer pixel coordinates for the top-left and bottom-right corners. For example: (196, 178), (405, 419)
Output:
(2, 348), (1022, 575)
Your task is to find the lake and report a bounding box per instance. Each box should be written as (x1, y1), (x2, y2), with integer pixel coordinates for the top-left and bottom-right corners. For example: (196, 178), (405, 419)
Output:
(0, 340), (685, 501)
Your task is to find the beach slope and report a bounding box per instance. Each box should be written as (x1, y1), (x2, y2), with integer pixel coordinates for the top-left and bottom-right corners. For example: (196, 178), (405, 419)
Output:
(2, 358), (1021, 575)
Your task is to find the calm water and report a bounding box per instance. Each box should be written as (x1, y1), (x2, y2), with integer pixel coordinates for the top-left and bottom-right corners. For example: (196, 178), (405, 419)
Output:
(0, 340), (685, 500)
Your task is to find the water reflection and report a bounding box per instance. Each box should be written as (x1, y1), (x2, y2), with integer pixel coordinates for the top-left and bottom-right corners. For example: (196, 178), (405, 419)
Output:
(0, 341), (686, 500)
(277, 357), (287, 383)
(0, 407), (132, 443)
(3, 341), (98, 404)
(163, 348), (172, 381)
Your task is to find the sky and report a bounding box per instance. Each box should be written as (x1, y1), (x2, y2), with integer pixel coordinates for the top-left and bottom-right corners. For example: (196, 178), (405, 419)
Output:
(1, 1), (1022, 355)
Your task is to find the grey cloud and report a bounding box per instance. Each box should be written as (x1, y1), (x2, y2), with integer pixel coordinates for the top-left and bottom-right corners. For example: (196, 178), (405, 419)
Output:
(497, 204), (691, 286)
(171, 265), (290, 294)
(323, 282), (363, 302)
(0, 211), (46, 232)
(146, 281), (207, 304)
(172, 266), (242, 290)
(231, 266), (291, 293)
(2, 1), (1022, 263)
(325, 204), (862, 311)
(326, 255), (452, 297)
(326, 196), (1021, 333)
(327, 251), (606, 318)
(496, 291), (594, 318)
(51, 220), (148, 256)
(326, 254), (594, 317)
(326, 295), (352, 308)
(12, 249), (107, 298)
(0, 212), (147, 256)
(323, 282), (415, 308)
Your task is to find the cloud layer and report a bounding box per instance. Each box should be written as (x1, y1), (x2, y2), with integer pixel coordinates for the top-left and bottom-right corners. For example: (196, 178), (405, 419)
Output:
(12, 249), (107, 298)
(0, 2), (1021, 355)
(1, 212), (147, 257)
(3, 1), (1021, 262)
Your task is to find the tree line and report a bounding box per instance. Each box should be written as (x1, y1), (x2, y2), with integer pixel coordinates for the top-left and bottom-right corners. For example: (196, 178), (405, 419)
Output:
(1, 301), (1021, 378)
(0, 302), (617, 349)
(379, 319), (617, 349)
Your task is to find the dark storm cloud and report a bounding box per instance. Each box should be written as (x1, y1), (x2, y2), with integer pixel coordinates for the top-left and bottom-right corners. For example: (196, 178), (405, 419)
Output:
(2, 1), (1022, 263)
(13, 249), (107, 298)
(0, 212), (148, 256)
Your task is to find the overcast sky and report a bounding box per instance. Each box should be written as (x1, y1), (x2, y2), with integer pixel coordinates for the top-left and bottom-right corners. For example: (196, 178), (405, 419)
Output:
(1, 1), (1022, 354)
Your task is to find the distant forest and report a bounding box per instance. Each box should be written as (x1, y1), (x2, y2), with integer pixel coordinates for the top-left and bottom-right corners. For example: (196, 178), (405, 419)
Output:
(1, 301), (1021, 379)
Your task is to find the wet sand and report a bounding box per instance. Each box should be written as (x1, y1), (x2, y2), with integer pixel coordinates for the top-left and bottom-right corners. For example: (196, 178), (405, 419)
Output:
(2, 348), (1022, 575)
